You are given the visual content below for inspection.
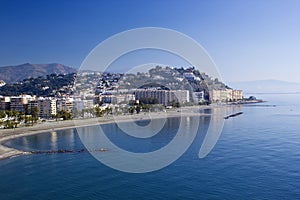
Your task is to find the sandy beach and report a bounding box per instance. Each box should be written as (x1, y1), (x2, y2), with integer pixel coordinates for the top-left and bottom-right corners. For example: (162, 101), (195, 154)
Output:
(0, 106), (212, 160)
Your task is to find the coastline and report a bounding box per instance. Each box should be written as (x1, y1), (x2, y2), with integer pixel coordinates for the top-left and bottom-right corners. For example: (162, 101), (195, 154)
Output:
(0, 106), (213, 160)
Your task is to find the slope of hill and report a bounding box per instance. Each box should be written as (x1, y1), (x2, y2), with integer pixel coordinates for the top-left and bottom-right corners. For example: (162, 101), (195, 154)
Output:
(228, 79), (300, 94)
(0, 73), (76, 97)
(0, 63), (77, 83)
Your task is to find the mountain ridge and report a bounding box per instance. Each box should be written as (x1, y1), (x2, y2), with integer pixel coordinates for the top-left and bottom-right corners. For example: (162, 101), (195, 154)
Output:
(0, 63), (77, 83)
(228, 79), (300, 94)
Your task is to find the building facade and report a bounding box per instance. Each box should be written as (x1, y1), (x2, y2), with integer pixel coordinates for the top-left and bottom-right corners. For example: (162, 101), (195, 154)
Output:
(209, 89), (243, 102)
(232, 90), (243, 101)
(57, 98), (73, 112)
(10, 95), (35, 113)
(135, 89), (189, 106)
(0, 96), (10, 110)
(37, 98), (57, 118)
(192, 91), (205, 103)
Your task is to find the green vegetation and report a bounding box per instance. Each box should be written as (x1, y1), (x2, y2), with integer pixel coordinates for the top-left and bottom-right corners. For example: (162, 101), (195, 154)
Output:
(0, 73), (76, 96)
(26, 106), (39, 125)
(56, 110), (73, 120)
(0, 110), (38, 129)
(94, 107), (112, 117)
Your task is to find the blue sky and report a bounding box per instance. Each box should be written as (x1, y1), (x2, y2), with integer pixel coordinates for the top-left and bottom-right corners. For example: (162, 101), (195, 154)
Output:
(0, 0), (299, 83)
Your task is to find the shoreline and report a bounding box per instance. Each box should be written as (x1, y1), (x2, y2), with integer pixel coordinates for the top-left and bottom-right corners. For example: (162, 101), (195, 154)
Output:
(0, 106), (214, 160)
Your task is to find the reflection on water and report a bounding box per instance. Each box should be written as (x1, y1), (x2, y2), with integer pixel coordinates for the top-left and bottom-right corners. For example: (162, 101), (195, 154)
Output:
(134, 119), (151, 127)
(5, 106), (244, 160)
(1, 94), (300, 199)
(199, 106), (226, 158)
(77, 116), (203, 173)
(4, 128), (81, 152)
(199, 108), (212, 114)
(21, 137), (29, 149)
(50, 131), (57, 149)
(78, 117), (195, 153)
(66, 129), (75, 146)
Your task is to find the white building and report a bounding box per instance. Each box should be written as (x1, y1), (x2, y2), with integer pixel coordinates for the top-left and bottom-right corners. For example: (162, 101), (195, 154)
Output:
(57, 98), (73, 112)
(192, 91), (205, 103)
(232, 90), (243, 101)
(73, 99), (94, 111)
(135, 89), (189, 106)
(37, 97), (57, 118)
(209, 89), (243, 102)
(115, 94), (135, 104)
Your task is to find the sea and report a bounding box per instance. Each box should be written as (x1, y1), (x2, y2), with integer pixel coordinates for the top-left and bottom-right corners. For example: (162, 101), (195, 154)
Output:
(0, 94), (299, 200)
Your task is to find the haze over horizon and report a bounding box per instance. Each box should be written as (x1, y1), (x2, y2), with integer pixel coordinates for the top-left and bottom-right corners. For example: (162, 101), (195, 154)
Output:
(0, 0), (299, 83)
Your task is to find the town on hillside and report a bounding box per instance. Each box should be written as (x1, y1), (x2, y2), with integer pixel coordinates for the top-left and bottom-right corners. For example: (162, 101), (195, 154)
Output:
(0, 66), (248, 129)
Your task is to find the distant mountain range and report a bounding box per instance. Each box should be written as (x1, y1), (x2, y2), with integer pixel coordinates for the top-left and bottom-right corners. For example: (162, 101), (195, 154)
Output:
(0, 63), (77, 83)
(2, 63), (299, 95)
(228, 79), (300, 94)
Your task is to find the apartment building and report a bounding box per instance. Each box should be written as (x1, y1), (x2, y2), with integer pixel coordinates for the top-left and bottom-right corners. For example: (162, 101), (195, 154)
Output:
(0, 96), (10, 110)
(209, 89), (243, 102)
(57, 98), (73, 112)
(37, 98), (57, 118)
(10, 95), (35, 113)
(135, 89), (189, 106)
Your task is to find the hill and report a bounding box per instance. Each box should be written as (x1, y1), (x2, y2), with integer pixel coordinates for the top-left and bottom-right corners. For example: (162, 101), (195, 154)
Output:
(0, 73), (76, 97)
(0, 63), (77, 83)
(228, 79), (300, 94)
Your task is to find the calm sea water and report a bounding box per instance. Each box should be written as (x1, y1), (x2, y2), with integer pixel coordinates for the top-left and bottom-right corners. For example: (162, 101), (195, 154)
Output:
(1, 94), (300, 200)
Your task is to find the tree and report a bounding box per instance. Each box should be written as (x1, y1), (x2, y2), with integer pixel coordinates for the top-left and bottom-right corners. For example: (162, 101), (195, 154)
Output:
(0, 111), (6, 128)
(105, 107), (112, 115)
(31, 107), (39, 124)
(1, 110), (20, 129)
(135, 105), (141, 114)
(56, 110), (72, 120)
(128, 106), (135, 114)
(11, 110), (20, 128)
(142, 104), (150, 112)
(26, 106), (39, 125)
(0, 110), (6, 118)
(19, 112), (25, 122)
(95, 107), (104, 117)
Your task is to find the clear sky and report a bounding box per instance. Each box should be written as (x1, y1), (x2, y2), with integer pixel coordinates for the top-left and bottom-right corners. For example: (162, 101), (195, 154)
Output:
(0, 0), (299, 83)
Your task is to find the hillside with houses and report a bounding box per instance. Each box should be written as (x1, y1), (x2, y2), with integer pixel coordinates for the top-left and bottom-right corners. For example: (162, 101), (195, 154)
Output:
(0, 65), (243, 129)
